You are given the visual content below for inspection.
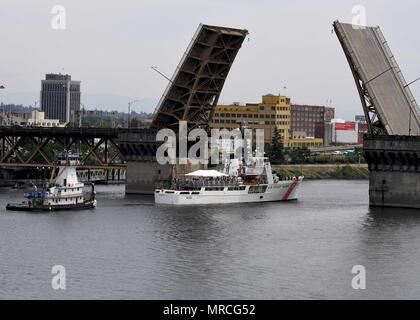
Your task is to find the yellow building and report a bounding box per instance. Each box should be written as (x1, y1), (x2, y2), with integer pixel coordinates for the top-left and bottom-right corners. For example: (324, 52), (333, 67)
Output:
(210, 94), (323, 149)
(211, 94), (292, 146)
(288, 131), (324, 148)
(288, 138), (324, 149)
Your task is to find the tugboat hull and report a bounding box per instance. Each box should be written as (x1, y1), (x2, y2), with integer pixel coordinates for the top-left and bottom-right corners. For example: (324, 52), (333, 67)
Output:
(6, 201), (97, 212)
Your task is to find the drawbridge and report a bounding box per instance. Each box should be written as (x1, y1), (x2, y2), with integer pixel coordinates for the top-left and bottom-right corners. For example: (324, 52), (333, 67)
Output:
(151, 24), (248, 131)
(334, 21), (420, 136)
(335, 21), (420, 209)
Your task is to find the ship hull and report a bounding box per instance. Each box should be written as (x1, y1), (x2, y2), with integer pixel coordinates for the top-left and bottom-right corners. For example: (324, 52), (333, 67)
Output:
(155, 178), (303, 205)
(6, 201), (96, 212)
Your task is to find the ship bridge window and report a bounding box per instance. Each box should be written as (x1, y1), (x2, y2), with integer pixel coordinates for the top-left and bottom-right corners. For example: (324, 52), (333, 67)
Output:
(192, 192), (200, 195)
(248, 186), (268, 194)
(228, 186), (245, 191)
(205, 187), (224, 191)
(165, 191), (175, 194)
(180, 192), (190, 195)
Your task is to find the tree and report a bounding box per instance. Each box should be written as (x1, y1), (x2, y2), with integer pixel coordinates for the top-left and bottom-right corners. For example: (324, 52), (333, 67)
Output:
(268, 128), (284, 164)
(287, 147), (311, 164)
(130, 118), (139, 128)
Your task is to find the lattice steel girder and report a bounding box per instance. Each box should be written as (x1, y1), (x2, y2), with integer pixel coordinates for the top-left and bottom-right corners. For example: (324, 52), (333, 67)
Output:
(0, 127), (127, 168)
(151, 24), (248, 131)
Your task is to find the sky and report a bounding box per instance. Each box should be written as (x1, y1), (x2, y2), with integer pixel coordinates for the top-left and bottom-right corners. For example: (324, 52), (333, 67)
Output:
(1, 0), (420, 119)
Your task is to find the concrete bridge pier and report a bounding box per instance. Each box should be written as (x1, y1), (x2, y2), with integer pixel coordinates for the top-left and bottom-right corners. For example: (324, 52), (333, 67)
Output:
(116, 129), (206, 194)
(116, 129), (173, 194)
(364, 135), (420, 209)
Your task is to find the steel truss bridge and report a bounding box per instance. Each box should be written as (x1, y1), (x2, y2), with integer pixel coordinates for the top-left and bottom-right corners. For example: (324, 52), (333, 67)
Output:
(0, 127), (145, 169)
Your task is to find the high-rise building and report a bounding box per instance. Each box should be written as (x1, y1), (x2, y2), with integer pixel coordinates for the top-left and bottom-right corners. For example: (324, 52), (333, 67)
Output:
(40, 74), (81, 125)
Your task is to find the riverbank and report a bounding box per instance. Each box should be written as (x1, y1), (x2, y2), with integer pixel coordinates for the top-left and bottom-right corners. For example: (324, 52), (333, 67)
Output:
(273, 164), (369, 180)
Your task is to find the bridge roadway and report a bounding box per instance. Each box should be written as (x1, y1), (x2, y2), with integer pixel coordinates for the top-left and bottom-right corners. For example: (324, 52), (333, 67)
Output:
(310, 144), (363, 153)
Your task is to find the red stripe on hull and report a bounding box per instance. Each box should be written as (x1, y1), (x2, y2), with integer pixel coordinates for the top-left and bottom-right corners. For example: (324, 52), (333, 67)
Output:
(282, 179), (299, 201)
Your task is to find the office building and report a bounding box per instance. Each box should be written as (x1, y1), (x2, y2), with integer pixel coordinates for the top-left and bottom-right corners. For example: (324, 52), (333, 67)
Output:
(291, 104), (335, 138)
(40, 73), (81, 125)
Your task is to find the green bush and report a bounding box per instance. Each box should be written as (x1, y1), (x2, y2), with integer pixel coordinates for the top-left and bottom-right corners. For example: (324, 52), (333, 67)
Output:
(275, 165), (369, 180)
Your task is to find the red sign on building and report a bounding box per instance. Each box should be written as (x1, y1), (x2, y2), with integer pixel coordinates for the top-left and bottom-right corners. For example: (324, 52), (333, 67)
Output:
(335, 123), (356, 131)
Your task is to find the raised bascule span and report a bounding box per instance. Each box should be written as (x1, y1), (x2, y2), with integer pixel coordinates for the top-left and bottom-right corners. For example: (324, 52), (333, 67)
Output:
(129, 24), (248, 193)
(334, 20), (420, 209)
(151, 24), (248, 131)
(334, 21), (420, 136)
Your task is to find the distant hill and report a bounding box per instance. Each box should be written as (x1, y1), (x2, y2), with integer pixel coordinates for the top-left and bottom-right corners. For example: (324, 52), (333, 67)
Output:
(0, 103), (153, 128)
(0, 104), (35, 113)
(0, 103), (152, 118)
(0, 92), (158, 113)
(82, 94), (157, 113)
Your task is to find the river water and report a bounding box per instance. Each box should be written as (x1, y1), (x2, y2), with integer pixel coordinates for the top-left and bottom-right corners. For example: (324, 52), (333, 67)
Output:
(0, 180), (420, 300)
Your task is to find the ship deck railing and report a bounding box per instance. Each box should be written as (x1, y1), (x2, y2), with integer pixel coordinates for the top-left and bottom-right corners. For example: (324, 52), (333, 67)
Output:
(168, 179), (242, 191)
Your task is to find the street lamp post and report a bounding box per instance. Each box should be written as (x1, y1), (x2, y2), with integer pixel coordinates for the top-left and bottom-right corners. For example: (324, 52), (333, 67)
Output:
(0, 86), (5, 125)
(128, 100), (139, 128)
(0, 86), (4, 157)
(80, 104), (85, 128)
(34, 101), (37, 125)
